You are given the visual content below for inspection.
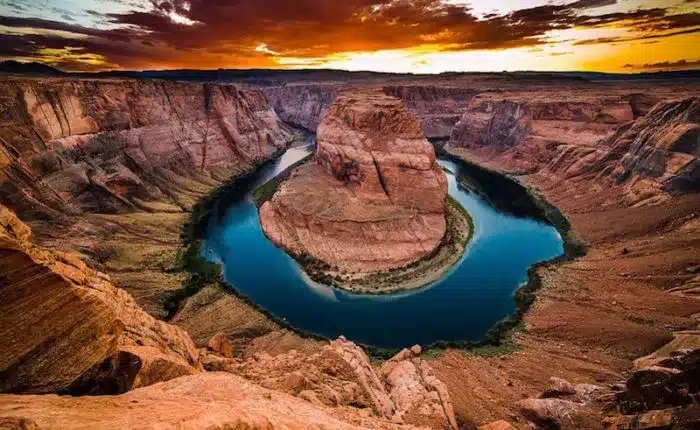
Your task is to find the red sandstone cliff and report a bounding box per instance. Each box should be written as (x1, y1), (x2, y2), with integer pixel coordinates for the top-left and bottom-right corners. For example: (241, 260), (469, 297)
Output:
(0, 204), (201, 395)
(0, 77), (295, 219)
(262, 84), (475, 139)
(447, 93), (699, 205)
(260, 88), (448, 273)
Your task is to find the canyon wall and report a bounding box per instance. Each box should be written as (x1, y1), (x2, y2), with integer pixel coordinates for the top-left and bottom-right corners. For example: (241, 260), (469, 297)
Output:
(260, 88), (448, 273)
(448, 93), (699, 205)
(0, 204), (201, 395)
(262, 85), (338, 131)
(0, 77), (295, 220)
(262, 84), (476, 139)
(382, 85), (478, 139)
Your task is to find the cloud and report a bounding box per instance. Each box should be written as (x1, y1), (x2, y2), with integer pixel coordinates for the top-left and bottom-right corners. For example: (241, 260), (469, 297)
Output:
(0, 0), (697, 71)
(573, 26), (700, 45)
(566, 0), (617, 10)
(623, 59), (700, 70)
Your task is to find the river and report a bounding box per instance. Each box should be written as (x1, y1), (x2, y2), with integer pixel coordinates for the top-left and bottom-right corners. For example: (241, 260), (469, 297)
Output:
(203, 141), (563, 348)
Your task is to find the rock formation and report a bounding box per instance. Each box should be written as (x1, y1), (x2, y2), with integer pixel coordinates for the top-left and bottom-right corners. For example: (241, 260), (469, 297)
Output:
(0, 204), (201, 395)
(260, 88), (448, 273)
(382, 85), (477, 139)
(448, 93), (635, 174)
(0, 77), (295, 219)
(448, 93), (699, 205)
(602, 347), (700, 428)
(263, 83), (476, 139)
(602, 98), (700, 195)
(515, 376), (603, 429)
(237, 337), (457, 428)
(0, 372), (419, 430)
(263, 84), (338, 131)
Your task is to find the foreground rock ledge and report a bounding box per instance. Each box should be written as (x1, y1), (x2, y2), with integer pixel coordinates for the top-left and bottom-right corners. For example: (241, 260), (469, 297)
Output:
(260, 88), (449, 280)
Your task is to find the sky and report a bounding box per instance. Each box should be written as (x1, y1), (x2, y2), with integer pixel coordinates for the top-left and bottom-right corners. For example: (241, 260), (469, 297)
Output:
(0, 0), (698, 73)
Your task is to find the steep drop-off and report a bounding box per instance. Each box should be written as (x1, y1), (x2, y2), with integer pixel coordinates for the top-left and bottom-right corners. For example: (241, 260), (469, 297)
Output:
(0, 204), (201, 395)
(448, 93), (699, 205)
(0, 77), (295, 219)
(260, 88), (449, 276)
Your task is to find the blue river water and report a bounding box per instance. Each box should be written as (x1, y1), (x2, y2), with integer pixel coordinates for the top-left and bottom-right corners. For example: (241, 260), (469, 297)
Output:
(203, 142), (564, 348)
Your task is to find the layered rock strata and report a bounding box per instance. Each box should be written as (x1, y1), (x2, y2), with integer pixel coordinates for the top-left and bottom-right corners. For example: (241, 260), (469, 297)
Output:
(448, 93), (635, 173)
(448, 94), (699, 205)
(260, 88), (448, 273)
(0, 77), (295, 219)
(0, 204), (201, 395)
(262, 84), (476, 139)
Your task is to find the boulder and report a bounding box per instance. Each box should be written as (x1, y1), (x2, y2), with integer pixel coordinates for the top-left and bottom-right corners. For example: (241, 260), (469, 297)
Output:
(540, 377), (577, 398)
(207, 333), (234, 359)
(478, 421), (516, 430)
(516, 398), (581, 429)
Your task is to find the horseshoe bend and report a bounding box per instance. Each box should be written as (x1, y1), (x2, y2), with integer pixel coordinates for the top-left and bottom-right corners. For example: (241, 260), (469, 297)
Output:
(0, 67), (699, 429)
(259, 88), (471, 293)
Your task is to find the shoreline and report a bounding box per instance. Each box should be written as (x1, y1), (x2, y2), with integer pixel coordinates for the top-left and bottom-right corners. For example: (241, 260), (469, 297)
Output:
(252, 157), (474, 295)
(286, 195), (473, 295)
(175, 144), (582, 358)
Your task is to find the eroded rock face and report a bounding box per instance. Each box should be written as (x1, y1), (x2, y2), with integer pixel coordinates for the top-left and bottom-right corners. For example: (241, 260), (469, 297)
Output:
(449, 93), (634, 174)
(602, 348), (700, 429)
(605, 98), (700, 194)
(263, 84), (476, 139)
(263, 85), (339, 131)
(235, 337), (457, 428)
(0, 77), (295, 219)
(260, 89), (447, 272)
(0, 204), (201, 395)
(382, 85), (477, 139)
(380, 347), (458, 429)
(238, 337), (394, 418)
(448, 93), (700, 206)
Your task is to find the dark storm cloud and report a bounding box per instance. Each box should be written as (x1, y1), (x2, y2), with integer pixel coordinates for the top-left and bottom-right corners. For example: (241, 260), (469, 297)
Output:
(0, 0), (698, 70)
(566, 0), (617, 9)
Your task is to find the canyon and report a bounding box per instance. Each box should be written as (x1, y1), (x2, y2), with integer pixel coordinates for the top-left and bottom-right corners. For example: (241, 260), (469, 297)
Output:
(0, 69), (699, 429)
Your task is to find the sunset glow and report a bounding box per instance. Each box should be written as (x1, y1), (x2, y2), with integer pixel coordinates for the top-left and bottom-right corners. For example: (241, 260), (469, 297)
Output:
(0, 0), (697, 73)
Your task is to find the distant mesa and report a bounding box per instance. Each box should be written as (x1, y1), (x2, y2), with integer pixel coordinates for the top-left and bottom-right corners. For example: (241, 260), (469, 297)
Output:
(0, 60), (65, 76)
